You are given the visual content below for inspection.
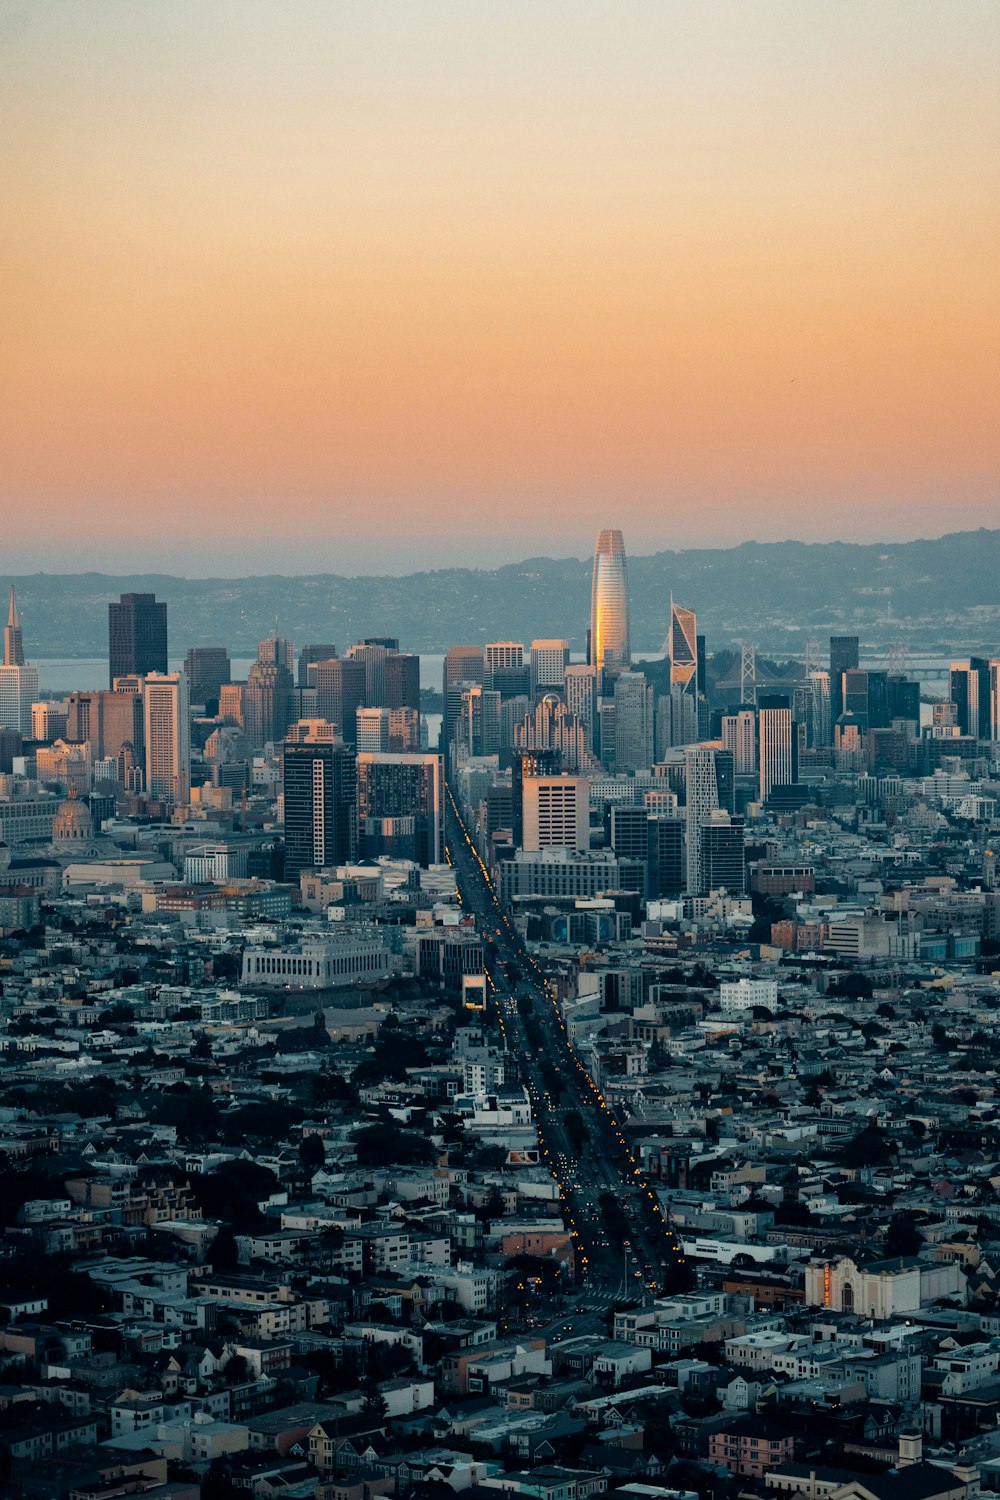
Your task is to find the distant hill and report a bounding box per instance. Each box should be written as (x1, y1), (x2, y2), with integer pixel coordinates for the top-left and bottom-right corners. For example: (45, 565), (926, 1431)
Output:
(4, 529), (1000, 658)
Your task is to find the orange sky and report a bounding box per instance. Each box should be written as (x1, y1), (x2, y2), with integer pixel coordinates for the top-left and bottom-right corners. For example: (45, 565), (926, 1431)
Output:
(1, 1), (998, 573)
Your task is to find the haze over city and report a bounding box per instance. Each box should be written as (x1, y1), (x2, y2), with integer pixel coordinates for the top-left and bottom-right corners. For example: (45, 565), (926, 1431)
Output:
(3, 1), (999, 573)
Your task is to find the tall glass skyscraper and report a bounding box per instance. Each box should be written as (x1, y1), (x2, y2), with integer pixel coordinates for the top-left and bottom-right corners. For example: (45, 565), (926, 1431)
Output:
(589, 529), (630, 679)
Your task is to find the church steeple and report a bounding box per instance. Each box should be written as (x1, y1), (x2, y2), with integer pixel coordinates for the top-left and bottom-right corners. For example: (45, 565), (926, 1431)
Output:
(3, 588), (24, 667)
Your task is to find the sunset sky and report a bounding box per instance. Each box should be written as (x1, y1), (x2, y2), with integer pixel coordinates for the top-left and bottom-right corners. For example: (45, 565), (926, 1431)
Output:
(2, 1), (998, 574)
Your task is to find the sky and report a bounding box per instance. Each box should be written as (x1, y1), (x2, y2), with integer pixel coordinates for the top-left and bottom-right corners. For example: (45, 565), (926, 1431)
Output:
(1, 1), (998, 576)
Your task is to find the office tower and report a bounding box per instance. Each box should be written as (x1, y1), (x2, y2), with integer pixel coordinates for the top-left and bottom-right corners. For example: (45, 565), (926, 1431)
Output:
(143, 672), (191, 804)
(522, 775), (590, 853)
(654, 694), (672, 761)
(590, 529), (630, 679)
(258, 634), (294, 672)
(67, 690), (143, 763)
(512, 749), (562, 845)
(282, 730), (357, 876)
(32, 700), (68, 742)
(685, 747), (719, 895)
(454, 685), (501, 761)
(357, 752), (443, 866)
(384, 653), (420, 711)
(713, 747), (736, 814)
(865, 670), (891, 731)
(701, 811), (746, 895)
(829, 635), (859, 725)
(315, 657), (366, 746)
(356, 707), (391, 753)
(564, 664), (599, 754)
(530, 640), (570, 696)
(722, 709), (756, 774)
(108, 593), (167, 686)
(758, 695), (795, 802)
(511, 698), (593, 772)
(609, 805), (650, 892)
(245, 643), (294, 751)
(951, 660), (990, 738)
(218, 683), (244, 726)
(184, 647), (231, 707)
(387, 707), (421, 752)
(0, 597), (38, 736)
(598, 699), (616, 767)
(4, 589), (23, 666)
(841, 669), (869, 729)
(807, 671), (831, 746)
(888, 675), (920, 729)
(298, 644), (338, 688)
(613, 672), (654, 773)
(347, 641), (392, 704)
(648, 815), (685, 898)
(669, 602), (699, 748)
(485, 642), (529, 699)
(443, 646), (485, 752)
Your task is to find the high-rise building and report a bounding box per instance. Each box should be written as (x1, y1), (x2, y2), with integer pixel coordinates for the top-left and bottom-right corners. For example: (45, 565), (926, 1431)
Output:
(108, 593), (167, 686)
(990, 661), (1000, 742)
(0, 590), (38, 736)
(701, 811), (746, 895)
(648, 815), (685, 898)
(4, 589), (24, 667)
(384, 653), (420, 711)
(485, 642), (526, 692)
(356, 706), (391, 753)
(613, 672), (654, 773)
(298, 644), (338, 688)
(530, 640), (570, 696)
(282, 729), (357, 876)
(829, 635), (859, 725)
(758, 695), (796, 802)
(669, 602), (699, 748)
(184, 647), (231, 707)
(143, 672), (191, 804)
(357, 752), (444, 866)
(443, 646), (485, 752)
(685, 747), (719, 895)
(454, 685), (501, 761)
(722, 709), (756, 774)
(951, 659), (991, 739)
(522, 774), (590, 853)
(590, 529), (630, 679)
(315, 657), (366, 746)
(564, 664), (599, 754)
(346, 641), (393, 705)
(67, 690), (143, 763)
(387, 707), (421, 752)
(245, 639), (295, 751)
(807, 671), (831, 746)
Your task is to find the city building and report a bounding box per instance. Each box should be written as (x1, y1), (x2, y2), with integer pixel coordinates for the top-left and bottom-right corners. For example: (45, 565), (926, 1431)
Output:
(143, 672), (191, 804)
(4, 588), (24, 666)
(590, 528), (630, 680)
(669, 602), (699, 748)
(613, 672), (654, 774)
(184, 647), (231, 706)
(357, 752), (444, 866)
(521, 775), (590, 853)
(315, 658), (366, 747)
(108, 592), (167, 686)
(829, 634), (859, 726)
(282, 728), (357, 876)
(685, 747), (719, 895)
(529, 640), (570, 696)
(758, 696), (796, 802)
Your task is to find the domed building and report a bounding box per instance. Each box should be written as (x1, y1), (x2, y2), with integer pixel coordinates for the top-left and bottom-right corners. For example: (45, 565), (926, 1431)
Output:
(51, 784), (94, 849)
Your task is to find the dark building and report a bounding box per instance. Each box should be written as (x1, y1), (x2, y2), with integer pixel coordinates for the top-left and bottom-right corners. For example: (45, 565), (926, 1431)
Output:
(609, 805), (651, 894)
(282, 736), (357, 876)
(184, 647), (231, 708)
(108, 593), (167, 686)
(442, 646), (485, 754)
(384, 653), (421, 711)
(316, 657), (367, 745)
(829, 634), (859, 726)
(357, 752), (443, 866)
(701, 815), (746, 895)
(648, 816), (685, 899)
(298, 644), (338, 688)
(888, 675), (920, 727)
(67, 690), (144, 763)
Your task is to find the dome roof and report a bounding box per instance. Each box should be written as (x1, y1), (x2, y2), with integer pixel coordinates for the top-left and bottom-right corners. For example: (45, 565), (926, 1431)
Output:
(53, 784), (93, 843)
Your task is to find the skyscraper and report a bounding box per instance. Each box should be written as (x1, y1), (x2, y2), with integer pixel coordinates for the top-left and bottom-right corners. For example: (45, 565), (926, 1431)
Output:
(758, 695), (796, 802)
(669, 602), (699, 748)
(143, 672), (191, 804)
(829, 635), (859, 725)
(529, 640), (570, 696)
(357, 751), (444, 866)
(590, 529), (630, 679)
(443, 646), (485, 753)
(384, 653), (420, 711)
(245, 637), (295, 751)
(722, 709), (756, 774)
(4, 589), (23, 666)
(485, 642), (528, 698)
(0, 590), (38, 736)
(298, 644), (338, 687)
(564, 664), (599, 753)
(282, 729), (357, 876)
(685, 747), (719, 895)
(522, 775), (591, 853)
(108, 593), (167, 686)
(613, 672), (654, 773)
(315, 657), (366, 745)
(184, 647), (231, 707)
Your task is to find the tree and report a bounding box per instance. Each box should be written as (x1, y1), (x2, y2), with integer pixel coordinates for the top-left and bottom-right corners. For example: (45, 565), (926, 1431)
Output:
(299, 1133), (326, 1172)
(840, 1123), (893, 1169)
(351, 1123), (433, 1168)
